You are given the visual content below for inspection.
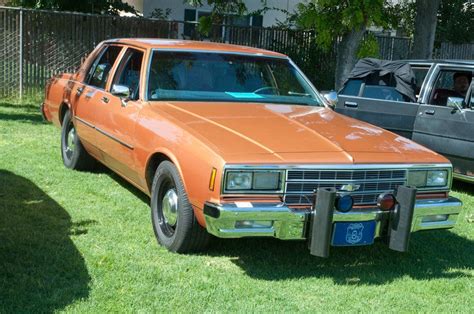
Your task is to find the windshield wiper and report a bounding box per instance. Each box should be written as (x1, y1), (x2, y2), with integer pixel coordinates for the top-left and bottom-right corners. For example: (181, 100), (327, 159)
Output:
(288, 91), (311, 97)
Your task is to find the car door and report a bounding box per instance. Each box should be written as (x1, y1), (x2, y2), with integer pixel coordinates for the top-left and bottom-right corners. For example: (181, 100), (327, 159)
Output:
(73, 45), (124, 160)
(336, 83), (420, 139)
(93, 47), (146, 184)
(412, 64), (474, 181)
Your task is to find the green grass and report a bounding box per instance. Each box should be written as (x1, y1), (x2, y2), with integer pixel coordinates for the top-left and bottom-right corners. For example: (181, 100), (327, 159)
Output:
(0, 99), (473, 313)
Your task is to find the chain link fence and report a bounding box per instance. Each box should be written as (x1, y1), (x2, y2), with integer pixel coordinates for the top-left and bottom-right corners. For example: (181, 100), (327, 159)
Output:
(1, 6), (473, 98)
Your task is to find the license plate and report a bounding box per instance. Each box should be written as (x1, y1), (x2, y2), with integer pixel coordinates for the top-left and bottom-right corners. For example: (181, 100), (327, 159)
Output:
(331, 221), (376, 246)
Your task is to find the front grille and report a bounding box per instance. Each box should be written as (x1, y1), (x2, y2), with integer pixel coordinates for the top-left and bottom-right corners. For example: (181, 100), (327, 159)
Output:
(284, 169), (407, 206)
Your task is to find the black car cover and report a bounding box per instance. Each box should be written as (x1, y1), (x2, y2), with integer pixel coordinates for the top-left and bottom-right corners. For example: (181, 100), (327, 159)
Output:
(344, 58), (417, 102)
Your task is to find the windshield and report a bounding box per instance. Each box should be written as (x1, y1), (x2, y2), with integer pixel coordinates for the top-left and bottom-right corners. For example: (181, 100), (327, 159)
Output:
(147, 51), (323, 106)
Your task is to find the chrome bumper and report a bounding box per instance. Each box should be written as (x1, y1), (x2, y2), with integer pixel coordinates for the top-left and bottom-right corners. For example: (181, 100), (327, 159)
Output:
(203, 197), (462, 239)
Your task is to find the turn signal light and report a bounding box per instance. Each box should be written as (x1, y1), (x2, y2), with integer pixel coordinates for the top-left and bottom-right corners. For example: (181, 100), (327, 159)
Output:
(377, 193), (397, 211)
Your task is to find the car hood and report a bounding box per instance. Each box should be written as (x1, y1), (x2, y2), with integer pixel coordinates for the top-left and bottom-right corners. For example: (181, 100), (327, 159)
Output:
(152, 101), (447, 164)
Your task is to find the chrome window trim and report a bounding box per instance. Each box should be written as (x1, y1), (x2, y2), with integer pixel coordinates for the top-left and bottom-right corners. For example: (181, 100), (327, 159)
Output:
(221, 163), (453, 195)
(454, 172), (474, 183)
(420, 63), (474, 104)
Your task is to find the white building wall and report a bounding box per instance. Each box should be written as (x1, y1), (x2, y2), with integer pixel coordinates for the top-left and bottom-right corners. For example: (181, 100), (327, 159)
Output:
(127, 0), (299, 27)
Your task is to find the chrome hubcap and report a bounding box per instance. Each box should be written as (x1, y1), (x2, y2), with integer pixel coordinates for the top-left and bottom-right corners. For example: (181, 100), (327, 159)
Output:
(66, 127), (76, 153)
(162, 189), (178, 226)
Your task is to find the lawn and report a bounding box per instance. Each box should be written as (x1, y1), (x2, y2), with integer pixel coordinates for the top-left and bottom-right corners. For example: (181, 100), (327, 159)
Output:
(0, 98), (473, 313)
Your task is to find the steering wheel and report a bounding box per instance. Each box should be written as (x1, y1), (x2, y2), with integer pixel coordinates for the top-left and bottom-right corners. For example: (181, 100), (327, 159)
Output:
(253, 86), (279, 95)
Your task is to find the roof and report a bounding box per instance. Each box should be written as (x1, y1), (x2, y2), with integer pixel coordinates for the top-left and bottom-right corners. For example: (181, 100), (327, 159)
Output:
(405, 59), (474, 66)
(104, 38), (287, 58)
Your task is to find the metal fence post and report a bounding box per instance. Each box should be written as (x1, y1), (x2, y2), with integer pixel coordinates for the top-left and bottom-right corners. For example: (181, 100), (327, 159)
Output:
(19, 8), (23, 99)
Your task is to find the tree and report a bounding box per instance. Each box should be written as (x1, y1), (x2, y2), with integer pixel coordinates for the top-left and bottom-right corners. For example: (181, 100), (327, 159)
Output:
(294, 1), (394, 89)
(6, 0), (137, 15)
(410, 0), (441, 59)
(436, 0), (474, 44)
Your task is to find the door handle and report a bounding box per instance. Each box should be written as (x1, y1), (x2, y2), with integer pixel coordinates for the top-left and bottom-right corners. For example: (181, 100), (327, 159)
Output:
(76, 87), (84, 96)
(424, 109), (435, 115)
(344, 101), (358, 108)
(101, 96), (110, 104)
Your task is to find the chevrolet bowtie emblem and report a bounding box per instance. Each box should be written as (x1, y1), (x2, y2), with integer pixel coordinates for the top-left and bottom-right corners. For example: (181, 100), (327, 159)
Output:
(340, 184), (361, 192)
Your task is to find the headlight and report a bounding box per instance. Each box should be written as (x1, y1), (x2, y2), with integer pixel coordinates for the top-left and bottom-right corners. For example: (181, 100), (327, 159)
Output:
(426, 170), (448, 187)
(224, 170), (283, 192)
(226, 172), (252, 190)
(408, 169), (449, 188)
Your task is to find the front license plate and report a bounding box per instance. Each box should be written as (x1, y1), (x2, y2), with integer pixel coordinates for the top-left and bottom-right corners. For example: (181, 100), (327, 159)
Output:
(331, 221), (376, 246)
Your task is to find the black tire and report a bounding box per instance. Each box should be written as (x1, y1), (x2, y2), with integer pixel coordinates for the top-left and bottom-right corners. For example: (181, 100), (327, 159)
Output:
(61, 110), (96, 171)
(151, 161), (210, 253)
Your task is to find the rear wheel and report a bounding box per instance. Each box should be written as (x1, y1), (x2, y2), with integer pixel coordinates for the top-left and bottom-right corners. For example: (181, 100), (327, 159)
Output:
(61, 110), (96, 170)
(151, 161), (210, 253)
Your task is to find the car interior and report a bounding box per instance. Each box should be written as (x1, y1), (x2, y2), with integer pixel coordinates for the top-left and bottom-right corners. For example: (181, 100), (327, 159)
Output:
(430, 70), (473, 107)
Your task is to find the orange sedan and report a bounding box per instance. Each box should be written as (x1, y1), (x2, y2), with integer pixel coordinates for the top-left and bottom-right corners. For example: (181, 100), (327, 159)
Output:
(42, 39), (462, 256)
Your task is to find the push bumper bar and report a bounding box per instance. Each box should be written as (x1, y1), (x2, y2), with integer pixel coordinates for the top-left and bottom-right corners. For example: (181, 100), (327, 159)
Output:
(203, 186), (462, 256)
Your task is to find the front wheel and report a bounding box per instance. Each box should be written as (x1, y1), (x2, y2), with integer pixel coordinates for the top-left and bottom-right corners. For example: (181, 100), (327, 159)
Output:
(61, 110), (96, 171)
(151, 161), (210, 253)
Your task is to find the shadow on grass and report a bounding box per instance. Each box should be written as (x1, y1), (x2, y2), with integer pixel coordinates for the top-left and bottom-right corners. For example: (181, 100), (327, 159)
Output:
(0, 170), (90, 312)
(452, 180), (474, 195)
(0, 102), (44, 124)
(89, 164), (150, 205)
(0, 102), (40, 111)
(207, 230), (473, 285)
(93, 163), (473, 286)
(0, 112), (44, 124)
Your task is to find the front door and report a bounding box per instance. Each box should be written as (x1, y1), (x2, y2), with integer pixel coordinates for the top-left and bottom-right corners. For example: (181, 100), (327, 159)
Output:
(336, 93), (420, 139)
(93, 47), (145, 184)
(412, 65), (474, 181)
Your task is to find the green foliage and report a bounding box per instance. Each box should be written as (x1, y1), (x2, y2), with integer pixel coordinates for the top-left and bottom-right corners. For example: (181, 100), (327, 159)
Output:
(436, 0), (474, 44)
(6, 0), (137, 15)
(357, 33), (380, 58)
(293, 0), (393, 50)
(384, 0), (416, 37)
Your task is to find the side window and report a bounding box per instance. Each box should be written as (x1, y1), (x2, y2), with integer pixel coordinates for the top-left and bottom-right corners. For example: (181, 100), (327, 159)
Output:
(112, 48), (144, 100)
(430, 69), (473, 106)
(339, 79), (363, 96)
(468, 82), (474, 109)
(411, 67), (429, 99)
(87, 45), (122, 89)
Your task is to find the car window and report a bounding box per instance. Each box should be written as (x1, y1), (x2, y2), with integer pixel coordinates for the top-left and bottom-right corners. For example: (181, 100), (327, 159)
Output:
(430, 69), (473, 106)
(339, 79), (363, 96)
(468, 82), (474, 109)
(362, 86), (405, 101)
(147, 51), (323, 106)
(112, 48), (144, 100)
(88, 45), (122, 89)
(411, 67), (429, 99)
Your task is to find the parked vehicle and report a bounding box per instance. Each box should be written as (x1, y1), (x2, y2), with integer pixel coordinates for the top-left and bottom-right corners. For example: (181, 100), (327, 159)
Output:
(336, 58), (474, 183)
(42, 40), (461, 257)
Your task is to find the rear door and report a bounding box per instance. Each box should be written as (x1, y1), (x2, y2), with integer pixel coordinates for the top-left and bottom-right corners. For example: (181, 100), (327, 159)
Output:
(412, 64), (474, 180)
(73, 45), (123, 159)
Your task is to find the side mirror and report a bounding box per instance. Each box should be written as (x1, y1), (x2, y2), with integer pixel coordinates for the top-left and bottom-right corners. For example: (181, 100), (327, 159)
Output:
(447, 97), (464, 112)
(111, 84), (130, 99)
(322, 90), (338, 108)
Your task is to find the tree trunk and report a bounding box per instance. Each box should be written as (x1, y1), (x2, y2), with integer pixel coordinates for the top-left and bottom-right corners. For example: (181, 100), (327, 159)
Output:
(411, 0), (441, 59)
(335, 27), (366, 90)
